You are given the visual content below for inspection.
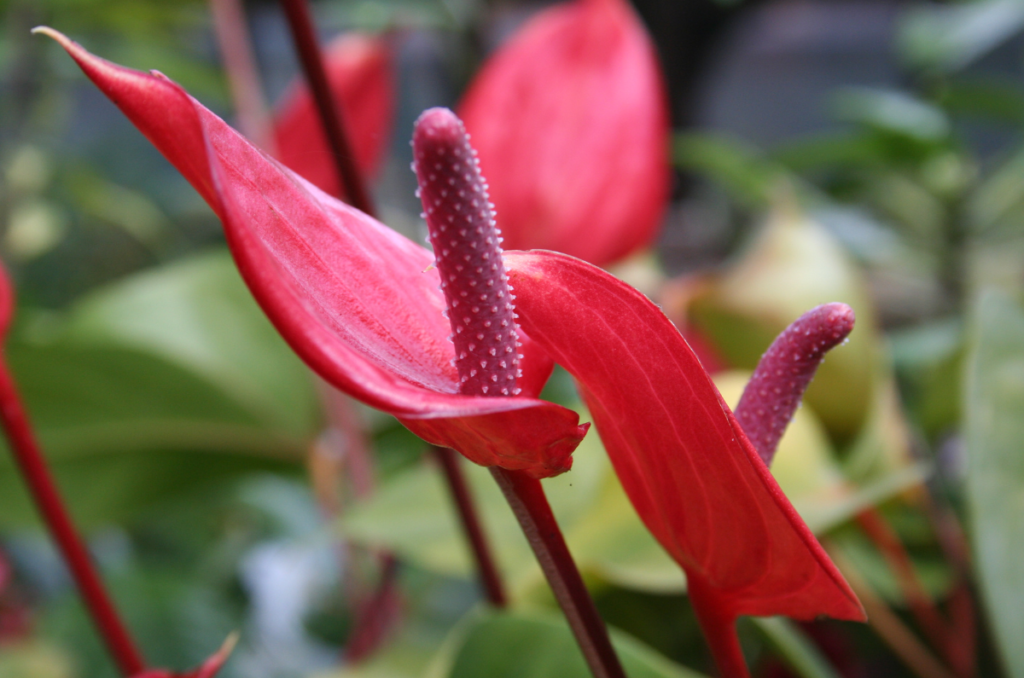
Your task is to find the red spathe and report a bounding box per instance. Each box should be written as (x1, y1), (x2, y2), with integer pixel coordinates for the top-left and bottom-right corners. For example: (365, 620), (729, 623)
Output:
(507, 251), (865, 623)
(42, 28), (584, 479)
(460, 0), (671, 267)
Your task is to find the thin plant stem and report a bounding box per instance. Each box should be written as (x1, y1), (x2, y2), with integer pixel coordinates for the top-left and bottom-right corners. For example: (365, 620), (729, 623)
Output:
(343, 554), (401, 662)
(827, 542), (957, 678)
(916, 489), (977, 678)
(855, 508), (951, 660)
(686, 574), (751, 678)
(433, 446), (507, 607)
(278, 0), (374, 215)
(945, 583), (976, 678)
(856, 505), (976, 677)
(312, 385), (401, 662)
(0, 359), (145, 677)
(210, 0), (275, 153)
(490, 467), (625, 678)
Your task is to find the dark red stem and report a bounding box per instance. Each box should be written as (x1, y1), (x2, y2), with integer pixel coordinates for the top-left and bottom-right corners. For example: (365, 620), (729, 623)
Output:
(434, 447), (507, 607)
(0, 359), (145, 677)
(856, 508), (957, 671)
(490, 468), (625, 678)
(278, 0), (375, 215)
(686, 574), (751, 678)
(343, 554), (401, 662)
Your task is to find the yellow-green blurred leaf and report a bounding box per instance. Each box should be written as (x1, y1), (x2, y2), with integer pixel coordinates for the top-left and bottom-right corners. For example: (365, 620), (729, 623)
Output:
(964, 288), (1024, 678)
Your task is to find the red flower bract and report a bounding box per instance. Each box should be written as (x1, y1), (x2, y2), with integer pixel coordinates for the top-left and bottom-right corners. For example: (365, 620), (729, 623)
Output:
(42, 30), (864, 660)
(459, 0), (670, 267)
(39, 28), (585, 479)
(505, 251), (865, 634)
(272, 32), (394, 199)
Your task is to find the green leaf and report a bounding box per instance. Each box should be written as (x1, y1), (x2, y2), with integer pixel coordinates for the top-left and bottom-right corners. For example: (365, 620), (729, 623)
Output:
(964, 288), (1024, 678)
(970, 144), (1024, 240)
(673, 134), (783, 209)
(775, 132), (888, 173)
(441, 611), (708, 678)
(890, 319), (964, 438)
(900, 0), (1024, 72)
(830, 88), (950, 143)
(714, 372), (931, 534)
(0, 342), (303, 529)
(62, 249), (320, 440)
(327, 639), (439, 678)
(42, 566), (239, 678)
(935, 79), (1024, 125)
(0, 641), (73, 678)
(751, 618), (841, 678)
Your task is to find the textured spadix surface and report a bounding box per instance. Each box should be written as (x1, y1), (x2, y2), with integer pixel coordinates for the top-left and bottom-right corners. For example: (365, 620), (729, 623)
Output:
(412, 108), (520, 397)
(736, 303), (856, 465)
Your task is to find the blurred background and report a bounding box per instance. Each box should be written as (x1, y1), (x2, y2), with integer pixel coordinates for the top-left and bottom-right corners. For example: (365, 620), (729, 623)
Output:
(2, 0), (1024, 677)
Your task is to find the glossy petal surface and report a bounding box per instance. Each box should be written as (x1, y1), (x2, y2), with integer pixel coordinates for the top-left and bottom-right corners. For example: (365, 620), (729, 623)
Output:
(459, 0), (670, 266)
(272, 33), (394, 198)
(507, 250), (864, 621)
(44, 30), (584, 478)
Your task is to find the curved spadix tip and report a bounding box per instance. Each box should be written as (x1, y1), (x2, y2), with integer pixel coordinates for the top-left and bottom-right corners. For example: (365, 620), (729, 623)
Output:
(413, 107), (465, 144)
(814, 302), (856, 344)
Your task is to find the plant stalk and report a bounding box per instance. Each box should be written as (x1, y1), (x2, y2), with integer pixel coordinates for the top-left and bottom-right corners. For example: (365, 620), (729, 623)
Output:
(827, 542), (957, 678)
(210, 0), (275, 153)
(278, 0), (374, 215)
(490, 467), (625, 678)
(856, 508), (951, 660)
(686, 574), (751, 678)
(434, 446), (507, 607)
(343, 554), (401, 662)
(0, 359), (145, 677)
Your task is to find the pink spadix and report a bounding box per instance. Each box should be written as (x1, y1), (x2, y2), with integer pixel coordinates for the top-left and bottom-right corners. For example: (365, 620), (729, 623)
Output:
(412, 108), (521, 397)
(411, 108), (628, 678)
(735, 302), (856, 466)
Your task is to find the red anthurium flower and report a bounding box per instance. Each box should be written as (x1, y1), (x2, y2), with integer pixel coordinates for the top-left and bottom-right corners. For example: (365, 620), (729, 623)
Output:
(39, 28), (584, 480)
(43, 30), (862, 675)
(272, 32), (394, 199)
(506, 253), (866, 676)
(459, 0), (670, 267)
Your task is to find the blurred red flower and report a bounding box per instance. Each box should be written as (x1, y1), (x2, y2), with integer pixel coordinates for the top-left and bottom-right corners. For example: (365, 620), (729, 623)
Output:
(272, 33), (394, 200)
(460, 0), (671, 266)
